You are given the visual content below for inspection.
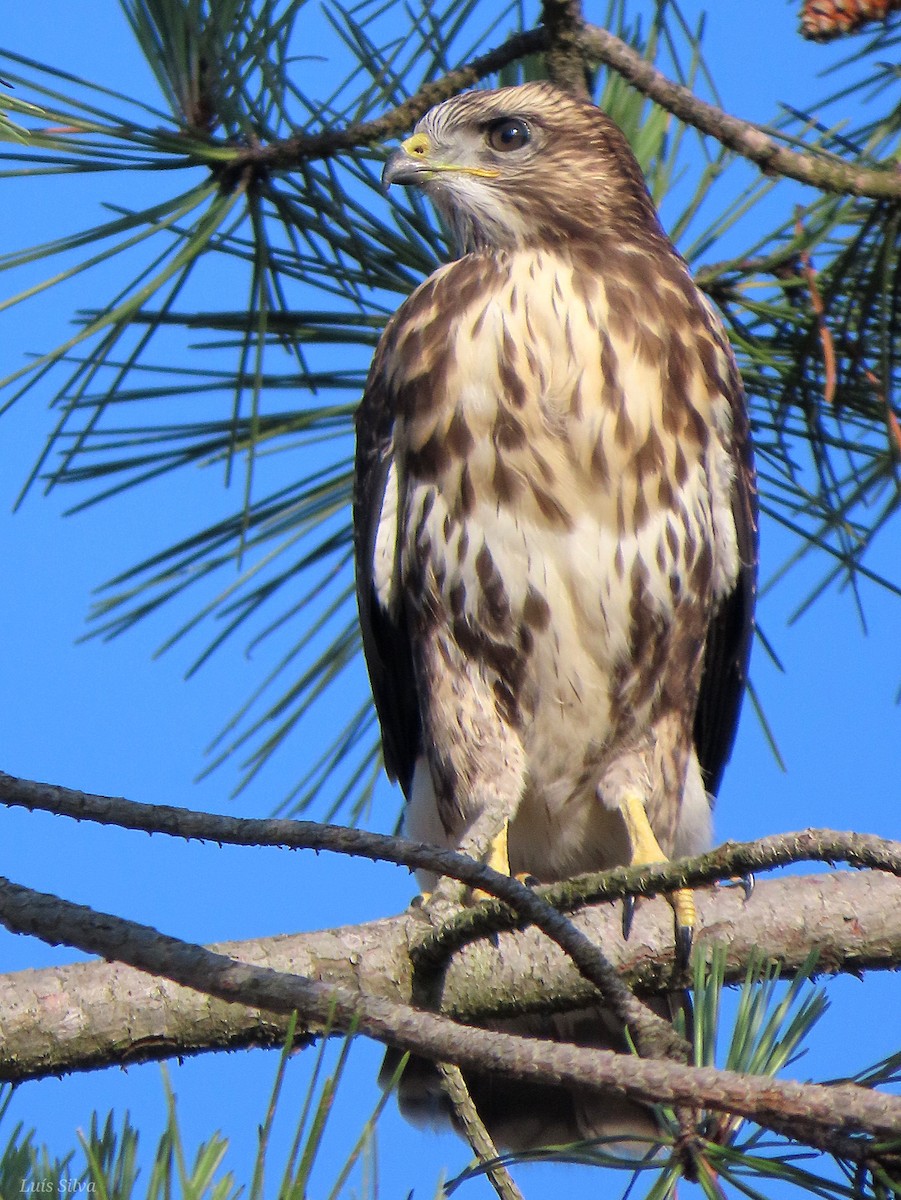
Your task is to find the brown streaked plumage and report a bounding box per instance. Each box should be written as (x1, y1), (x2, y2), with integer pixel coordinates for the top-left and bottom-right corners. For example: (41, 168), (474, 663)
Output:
(354, 81), (757, 1150)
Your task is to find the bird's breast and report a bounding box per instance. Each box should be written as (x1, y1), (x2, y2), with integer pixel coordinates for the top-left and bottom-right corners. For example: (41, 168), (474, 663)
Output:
(385, 249), (738, 848)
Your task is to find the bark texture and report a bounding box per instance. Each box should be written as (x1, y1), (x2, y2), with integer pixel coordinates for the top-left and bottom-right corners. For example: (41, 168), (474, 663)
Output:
(0, 870), (897, 1082)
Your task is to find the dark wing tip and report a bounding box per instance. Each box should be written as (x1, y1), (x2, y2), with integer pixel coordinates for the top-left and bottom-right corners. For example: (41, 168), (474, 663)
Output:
(353, 365), (422, 799)
(694, 371), (759, 798)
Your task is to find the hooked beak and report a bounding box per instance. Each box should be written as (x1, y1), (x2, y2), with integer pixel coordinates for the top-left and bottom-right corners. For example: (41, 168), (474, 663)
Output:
(382, 131), (500, 190)
(382, 132), (434, 189)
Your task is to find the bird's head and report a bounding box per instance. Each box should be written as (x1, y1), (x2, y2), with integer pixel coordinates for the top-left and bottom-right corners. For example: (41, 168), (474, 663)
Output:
(382, 82), (662, 254)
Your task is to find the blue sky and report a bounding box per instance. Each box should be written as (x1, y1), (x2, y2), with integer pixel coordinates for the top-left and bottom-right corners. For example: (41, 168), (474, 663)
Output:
(0, 3), (899, 1198)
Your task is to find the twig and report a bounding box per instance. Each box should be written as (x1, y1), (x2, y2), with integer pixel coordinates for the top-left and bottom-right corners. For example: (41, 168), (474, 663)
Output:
(207, 18), (901, 201)
(863, 366), (901, 462)
(240, 27), (548, 168)
(421, 828), (901, 948)
(887, 406), (901, 458)
(578, 23), (901, 198)
(436, 1063), (523, 1200)
(0, 873), (898, 1157)
(7, 772), (897, 902)
(796, 206), (837, 406)
(569, 827), (901, 896)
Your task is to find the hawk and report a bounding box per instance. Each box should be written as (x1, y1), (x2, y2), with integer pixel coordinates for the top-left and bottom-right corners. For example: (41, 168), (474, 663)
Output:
(354, 82), (757, 1148)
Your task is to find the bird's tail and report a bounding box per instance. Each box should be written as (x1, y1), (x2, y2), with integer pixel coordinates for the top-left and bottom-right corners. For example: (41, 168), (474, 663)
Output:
(381, 993), (689, 1153)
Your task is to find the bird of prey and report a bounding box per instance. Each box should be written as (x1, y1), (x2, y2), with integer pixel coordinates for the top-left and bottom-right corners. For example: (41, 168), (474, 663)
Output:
(354, 81), (757, 1148)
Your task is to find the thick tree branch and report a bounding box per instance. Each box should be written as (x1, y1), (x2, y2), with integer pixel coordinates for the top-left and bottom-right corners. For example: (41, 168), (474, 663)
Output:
(0, 873), (899, 1161)
(0, 870), (898, 1079)
(541, 0), (590, 98)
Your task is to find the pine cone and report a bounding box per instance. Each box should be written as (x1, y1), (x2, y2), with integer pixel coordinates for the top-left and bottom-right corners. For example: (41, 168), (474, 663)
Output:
(801, 0), (900, 40)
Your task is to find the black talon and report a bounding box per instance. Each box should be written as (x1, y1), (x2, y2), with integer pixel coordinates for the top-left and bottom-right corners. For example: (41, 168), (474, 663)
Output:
(718, 871), (755, 901)
(676, 921), (694, 970)
(621, 894), (636, 940)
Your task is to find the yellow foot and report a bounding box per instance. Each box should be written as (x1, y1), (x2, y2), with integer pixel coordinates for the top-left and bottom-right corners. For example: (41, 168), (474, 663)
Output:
(485, 823), (511, 875)
(471, 824), (511, 900)
(620, 792), (694, 965)
(422, 824), (533, 906)
(421, 825), (517, 907)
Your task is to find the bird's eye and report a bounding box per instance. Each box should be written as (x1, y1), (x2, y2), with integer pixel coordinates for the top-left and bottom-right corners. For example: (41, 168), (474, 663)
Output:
(486, 117), (531, 152)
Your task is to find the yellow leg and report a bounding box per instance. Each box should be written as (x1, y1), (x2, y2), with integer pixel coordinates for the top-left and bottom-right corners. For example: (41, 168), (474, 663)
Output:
(620, 792), (695, 953)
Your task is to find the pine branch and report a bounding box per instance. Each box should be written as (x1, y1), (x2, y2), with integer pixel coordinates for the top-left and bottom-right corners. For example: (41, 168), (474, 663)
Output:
(231, 26), (549, 169)
(219, 17), (901, 201)
(578, 22), (901, 198)
(541, 0), (590, 98)
(0, 872), (899, 1160)
(0, 866), (897, 1075)
(0, 770), (686, 1061)
(3, 768), (900, 924)
(436, 1062), (524, 1200)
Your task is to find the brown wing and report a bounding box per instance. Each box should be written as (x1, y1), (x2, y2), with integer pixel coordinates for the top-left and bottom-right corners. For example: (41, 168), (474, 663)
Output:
(693, 368), (758, 797)
(353, 360), (421, 798)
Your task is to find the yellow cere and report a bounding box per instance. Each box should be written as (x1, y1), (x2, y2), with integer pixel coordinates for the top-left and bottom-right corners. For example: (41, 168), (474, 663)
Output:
(400, 131), (500, 179)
